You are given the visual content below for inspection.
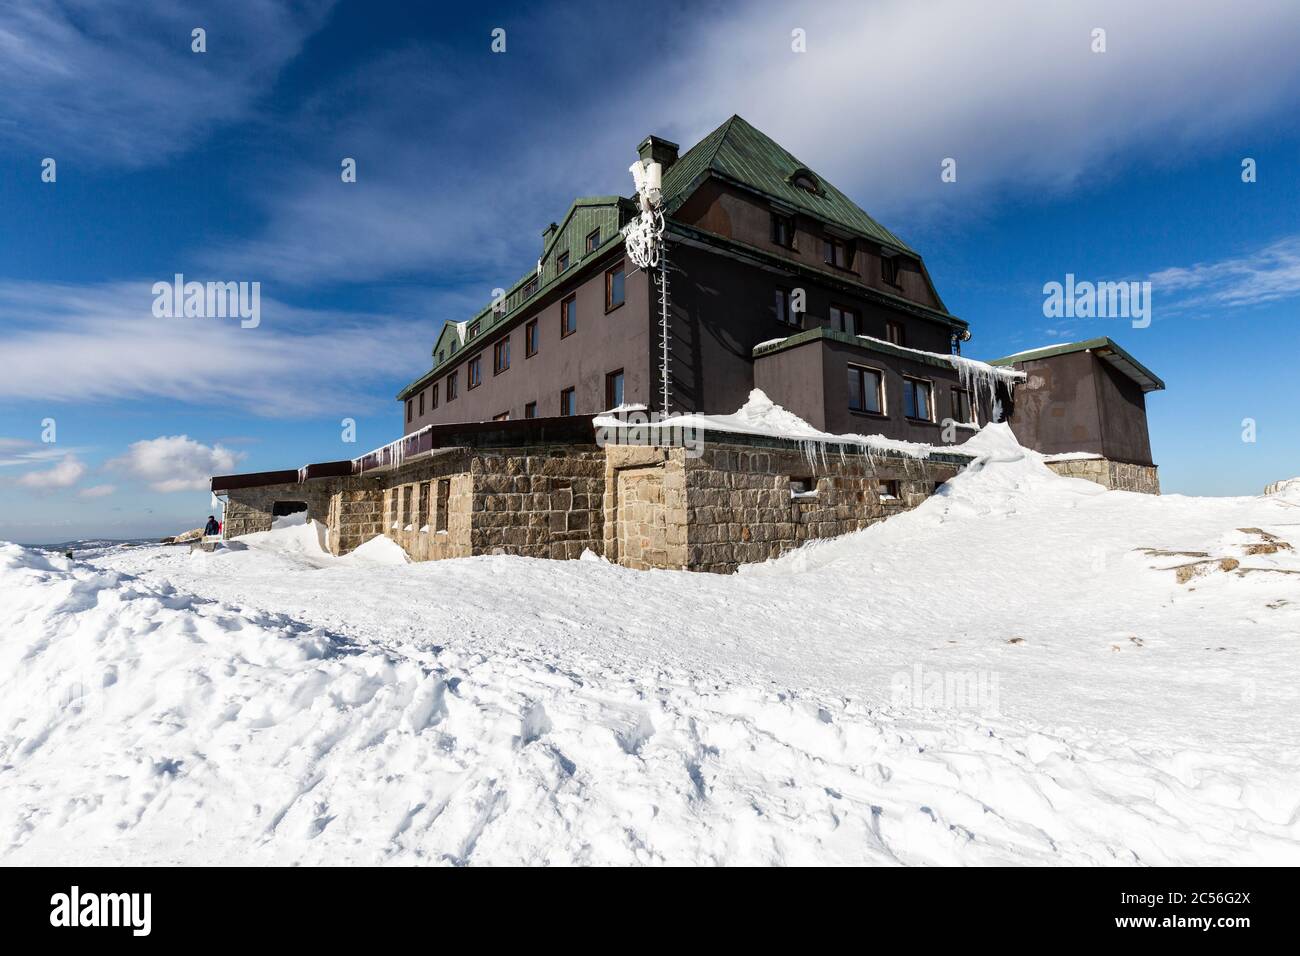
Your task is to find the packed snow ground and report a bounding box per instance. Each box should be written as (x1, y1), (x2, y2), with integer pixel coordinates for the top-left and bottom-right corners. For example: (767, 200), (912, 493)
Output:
(2, 427), (1299, 865)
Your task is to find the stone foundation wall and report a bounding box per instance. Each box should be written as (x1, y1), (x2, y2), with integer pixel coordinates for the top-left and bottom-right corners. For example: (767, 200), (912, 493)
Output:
(1045, 457), (1160, 494)
(680, 443), (963, 574)
(221, 481), (338, 539)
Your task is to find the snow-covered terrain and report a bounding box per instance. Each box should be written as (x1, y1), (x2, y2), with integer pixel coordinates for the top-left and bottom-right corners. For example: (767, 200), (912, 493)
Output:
(2, 427), (1298, 865)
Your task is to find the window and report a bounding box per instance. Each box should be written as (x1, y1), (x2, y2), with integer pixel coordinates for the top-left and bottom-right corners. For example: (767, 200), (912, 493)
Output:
(789, 477), (816, 496)
(494, 337), (510, 374)
(559, 387), (576, 416)
(525, 318), (538, 357)
(881, 255), (900, 287)
(903, 377), (933, 421)
(524, 401), (537, 419)
(493, 412), (509, 421)
(605, 264), (625, 311)
(886, 320), (905, 347)
(447, 370), (459, 400)
(774, 288), (799, 327)
(791, 170), (820, 194)
(770, 212), (795, 248)
(877, 479), (901, 501)
(847, 365), (884, 415)
(823, 237), (848, 269)
(406, 398), (413, 423)
(951, 387), (974, 424)
(605, 369), (624, 410)
(467, 354), (482, 389)
(435, 479), (449, 533)
(418, 390), (425, 416)
(561, 295), (577, 337)
(523, 276), (539, 298)
(449, 339), (459, 355)
(585, 228), (600, 253)
(829, 305), (858, 336)
(556, 251), (569, 273)
(468, 320), (481, 340)
(437, 350), (444, 364)
(431, 383), (439, 409)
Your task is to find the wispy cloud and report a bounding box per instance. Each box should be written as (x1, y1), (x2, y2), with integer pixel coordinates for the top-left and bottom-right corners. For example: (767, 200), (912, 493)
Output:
(78, 484), (117, 499)
(108, 436), (243, 492)
(0, 280), (427, 415)
(0, 1), (336, 168)
(1151, 237), (1300, 311)
(15, 454), (86, 490)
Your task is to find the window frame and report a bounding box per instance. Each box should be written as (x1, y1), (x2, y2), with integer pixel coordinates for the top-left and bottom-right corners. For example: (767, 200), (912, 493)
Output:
(846, 363), (885, 416)
(468, 320), (481, 340)
(446, 370), (459, 401)
(770, 211), (795, 249)
(492, 411), (509, 422)
(605, 263), (625, 312)
(829, 303), (859, 336)
(524, 401), (538, 419)
(431, 382), (439, 409)
(823, 236), (849, 270)
(493, 336), (510, 375)
(405, 398), (413, 423)
(467, 353), (483, 390)
(559, 386), (576, 417)
(885, 320), (906, 347)
(560, 294), (577, 338)
(951, 386), (974, 425)
(556, 250), (569, 273)
(881, 255), (901, 287)
(605, 368), (625, 410)
(525, 318), (538, 357)
(585, 228), (600, 253)
(418, 390), (425, 416)
(774, 287), (799, 327)
(903, 376), (935, 423)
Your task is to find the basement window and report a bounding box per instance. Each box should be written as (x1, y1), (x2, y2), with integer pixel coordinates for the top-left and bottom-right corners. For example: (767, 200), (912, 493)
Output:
(790, 477), (818, 499)
(877, 480), (900, 501)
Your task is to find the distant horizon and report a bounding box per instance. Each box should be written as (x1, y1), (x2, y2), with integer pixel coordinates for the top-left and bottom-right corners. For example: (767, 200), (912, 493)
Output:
(3, 0), (1299, 541)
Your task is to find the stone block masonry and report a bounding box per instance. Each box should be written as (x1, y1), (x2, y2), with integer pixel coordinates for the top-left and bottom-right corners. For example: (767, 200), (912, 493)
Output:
(1045, 457), (1160, 494)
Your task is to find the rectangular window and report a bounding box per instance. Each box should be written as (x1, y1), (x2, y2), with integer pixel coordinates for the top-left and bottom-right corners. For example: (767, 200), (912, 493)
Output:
(605, 369), (624, 410)
(877, 479), (901, 501)
(561, 295), (577, 337)
(774, 288), (799, 327)
(418, 390), (425, 416)
(556, 250), (569, 273)
(586, 228), (600, 253)
(823, 237), (848, 269)
(847, 365), (884, 414)
(431, 383), (439, 409)
(951, 387), (973, 424)
(467, 354), (482, 389)
(420, 482), (432, 528)
(886, 320), (905, 346)
(560, 387), (576, 416)
(524, 401), (537, 419)
(468, 320), (481, 339)
(881, 255), (900, 286)
(525, 318), (538, 357)
(447, 370), (458, 400)
(435, 479), (450, 533)
(437, 350), (444, 364)
(829, 305), (858, 336)
(494, 337), (510, 374)
(493, 411), (509, 421)
(405, 398), (413, 423)
(904, 377), (933, 421)
(605, 264), (625, 311)
(523, 276), (539, 298)
(770, 212), (795, 248)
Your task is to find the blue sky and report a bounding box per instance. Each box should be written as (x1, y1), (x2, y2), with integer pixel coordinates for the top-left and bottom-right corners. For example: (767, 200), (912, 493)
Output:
(2, 0), (1298, 542)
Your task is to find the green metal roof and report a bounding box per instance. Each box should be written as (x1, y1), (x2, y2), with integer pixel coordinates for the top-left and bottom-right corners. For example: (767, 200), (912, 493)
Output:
(662, 115), (917, 256)
(989, 337), (1166, 392)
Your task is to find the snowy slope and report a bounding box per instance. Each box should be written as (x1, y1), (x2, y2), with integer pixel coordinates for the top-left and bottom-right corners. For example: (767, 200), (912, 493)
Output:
(2, 428), (1299, 865)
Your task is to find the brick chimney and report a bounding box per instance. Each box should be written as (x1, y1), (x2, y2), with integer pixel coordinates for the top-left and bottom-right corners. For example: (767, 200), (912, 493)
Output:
(637, 135), (679, 172)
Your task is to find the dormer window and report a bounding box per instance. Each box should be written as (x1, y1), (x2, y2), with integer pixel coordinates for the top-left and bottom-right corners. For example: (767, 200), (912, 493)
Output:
(790, 169), (821, 194)
(823, 237), (849, 270)
(881, 253), (901, 287)
(523, 277), (539, 298)
(468, 320), (481, 339)
(556, 251), (569, 273)
(770, 211), (795, 248)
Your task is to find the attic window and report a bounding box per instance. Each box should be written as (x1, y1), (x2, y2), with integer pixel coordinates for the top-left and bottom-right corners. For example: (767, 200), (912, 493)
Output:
(468, 321), (481, 339)
(791, 169), (821, 195)
(523, 277), (539, 298)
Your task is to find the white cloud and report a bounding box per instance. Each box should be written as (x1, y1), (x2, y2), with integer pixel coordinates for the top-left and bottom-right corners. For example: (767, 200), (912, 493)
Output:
(0, 281), (426, 415)
(109, 436), (244, 493)
(0, 1), (336, 168)
(16, 454), (86, 490)
(1151, 237), (1300, 311)
(79, 484), (117, 499)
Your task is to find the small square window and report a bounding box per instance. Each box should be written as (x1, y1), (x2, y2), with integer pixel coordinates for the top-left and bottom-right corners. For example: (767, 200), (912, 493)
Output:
(468, 320), (481, 339)
(524, 401), (538, 419)
(605, 369), (625, 410)
(877, 479), (901, 501)
(903, 377), (933, 421)
(523, 276), (539, 298)
(605, 264), (625, 311)
(585, 228), (600, 253)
